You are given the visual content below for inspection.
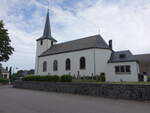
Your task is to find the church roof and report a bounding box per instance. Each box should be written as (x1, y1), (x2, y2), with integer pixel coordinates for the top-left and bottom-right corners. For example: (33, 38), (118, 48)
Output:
(36, 9), (57, 42)
(39, 34), (110, 57)
(108, 50), (137, 63)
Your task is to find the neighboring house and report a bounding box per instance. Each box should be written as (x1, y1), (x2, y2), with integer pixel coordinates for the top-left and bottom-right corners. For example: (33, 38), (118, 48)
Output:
(0, 63), (10, 79)
(28, 69), (35, 75)
(135, 54), (150, 76)
(35, 9), (140, 82)
(16, 69), (35, 77)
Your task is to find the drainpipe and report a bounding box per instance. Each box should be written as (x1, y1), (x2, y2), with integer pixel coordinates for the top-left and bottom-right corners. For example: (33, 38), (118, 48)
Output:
(93, 49), (96, 76)
(37, 57), (39, 75)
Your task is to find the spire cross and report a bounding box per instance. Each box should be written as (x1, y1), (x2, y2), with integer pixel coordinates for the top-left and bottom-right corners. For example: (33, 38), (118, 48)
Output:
(48, 0), (52, 12)
(48, 0), (50, 10)
(98, 28), (100, 34)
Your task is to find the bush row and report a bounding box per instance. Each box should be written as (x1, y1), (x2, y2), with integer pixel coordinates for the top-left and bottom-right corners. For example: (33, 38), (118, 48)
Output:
(0, 77), (9, 84)
(22, 75), (73, 82)
(147, 76), (150, 82)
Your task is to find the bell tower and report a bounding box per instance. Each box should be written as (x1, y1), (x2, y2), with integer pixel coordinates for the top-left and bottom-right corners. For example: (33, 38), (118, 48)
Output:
(35, 9), (57, 75)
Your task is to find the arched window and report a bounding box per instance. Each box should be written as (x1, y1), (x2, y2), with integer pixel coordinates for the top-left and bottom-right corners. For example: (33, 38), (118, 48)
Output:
(51, 41), (53, 46)
(40, 40), (43, 45)
(43, 61), (47, 72)
(66, 58), (71, 70)
(53, 60), (58, 71)
(80, 57), (86, 69)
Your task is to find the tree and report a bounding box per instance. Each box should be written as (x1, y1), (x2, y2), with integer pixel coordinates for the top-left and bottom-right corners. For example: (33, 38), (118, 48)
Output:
(0, 20), (14, 62)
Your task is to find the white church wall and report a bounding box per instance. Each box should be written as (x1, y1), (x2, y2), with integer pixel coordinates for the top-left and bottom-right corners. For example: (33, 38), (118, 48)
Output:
(94, 49), (112, 75)
(35, 39), (52, 75)
(37, 49), (95, 77)
(106, 62), (139, 82)
(36, 39), (52, 57)
(36, 47), (140, 82)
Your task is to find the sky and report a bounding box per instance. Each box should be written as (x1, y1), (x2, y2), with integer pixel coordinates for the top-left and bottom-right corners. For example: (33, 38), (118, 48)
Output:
(1, 0), (150, 71)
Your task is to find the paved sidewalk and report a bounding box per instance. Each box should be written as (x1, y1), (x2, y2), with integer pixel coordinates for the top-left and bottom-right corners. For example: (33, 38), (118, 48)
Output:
(0, 85), (150, 113)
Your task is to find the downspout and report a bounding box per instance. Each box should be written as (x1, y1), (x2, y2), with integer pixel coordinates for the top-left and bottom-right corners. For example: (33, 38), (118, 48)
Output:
(93, 49), (96, 76)
(136, 61), (140, 81)
(37, 57), (39, 75)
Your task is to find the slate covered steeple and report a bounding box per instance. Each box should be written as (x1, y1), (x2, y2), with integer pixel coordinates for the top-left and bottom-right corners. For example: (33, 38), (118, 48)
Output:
(37, 9), (57, 42)
(43, 9), (51, 38)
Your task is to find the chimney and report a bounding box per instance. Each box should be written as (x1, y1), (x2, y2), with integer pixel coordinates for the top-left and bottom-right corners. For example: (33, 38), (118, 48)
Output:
(109, 40), (112, 49)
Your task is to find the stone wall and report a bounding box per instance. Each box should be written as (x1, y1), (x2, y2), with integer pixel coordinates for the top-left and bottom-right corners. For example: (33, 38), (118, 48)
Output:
(13, 81), (150, 101)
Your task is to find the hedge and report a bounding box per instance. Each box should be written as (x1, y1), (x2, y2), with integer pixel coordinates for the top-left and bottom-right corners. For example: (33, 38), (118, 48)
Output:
(22, 75), (73, 82)
(60, 75), (73, 82)
(0, 78), (9, 84)
(22, 75), (59, 82)
(147, 76), (150, 82)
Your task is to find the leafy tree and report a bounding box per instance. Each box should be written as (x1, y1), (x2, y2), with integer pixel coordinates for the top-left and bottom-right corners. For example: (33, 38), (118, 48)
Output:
(0, 20), (14, 62)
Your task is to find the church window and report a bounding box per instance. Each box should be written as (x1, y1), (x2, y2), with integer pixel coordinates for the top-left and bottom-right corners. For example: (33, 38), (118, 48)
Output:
(115, 66), (120, 73)
(40, 40), (43, 45)
(125, 65), (131, 72)
(80, 57), (86, 69)
(66, 58), (71, 70)
(121, 66), (125, 72)
(43, 61), (47, 72)
(51, 41), (53, 46)
(53, 60), (58, 71)
(115, 65), (131, 74)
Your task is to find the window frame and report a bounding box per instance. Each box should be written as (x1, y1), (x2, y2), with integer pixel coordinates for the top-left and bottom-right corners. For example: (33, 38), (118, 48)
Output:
(80, 57), (86, 70)
(66, 58), (71, 71)
(125, 65), (131, 73)
(120, 66), (125, 72)
(115, 65), (131, 74)
(51, 41), (53, 46)
(40, 40), (43, 45)
(53, 60), (58, 71)
(43, 61), (47, 72)
(115, 66), (120, 73)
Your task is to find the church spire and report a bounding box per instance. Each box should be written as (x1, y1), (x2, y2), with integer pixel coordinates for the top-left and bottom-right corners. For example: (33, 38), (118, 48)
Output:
(43, 9), (51, 38)
(36, 8), (57, 42)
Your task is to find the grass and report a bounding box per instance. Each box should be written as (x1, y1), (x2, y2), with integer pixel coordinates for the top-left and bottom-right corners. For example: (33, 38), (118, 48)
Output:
(72, 79), (150, 85)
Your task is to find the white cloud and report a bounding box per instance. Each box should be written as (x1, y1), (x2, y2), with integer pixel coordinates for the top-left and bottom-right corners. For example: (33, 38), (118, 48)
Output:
(1, 0), (150, 70)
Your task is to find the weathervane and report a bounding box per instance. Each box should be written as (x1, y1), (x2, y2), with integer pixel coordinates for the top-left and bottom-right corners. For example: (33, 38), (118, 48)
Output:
(98, 28), (100, 34)
(48, 0), (52, 11)
(48, 0), (50, 10)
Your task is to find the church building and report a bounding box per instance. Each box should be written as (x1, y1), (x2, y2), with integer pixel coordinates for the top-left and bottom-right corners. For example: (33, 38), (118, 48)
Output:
(35, 9), (140, 82)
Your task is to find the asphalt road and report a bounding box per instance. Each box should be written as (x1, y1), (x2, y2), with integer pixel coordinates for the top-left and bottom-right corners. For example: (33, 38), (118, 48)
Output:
(0, 85), (150, 113)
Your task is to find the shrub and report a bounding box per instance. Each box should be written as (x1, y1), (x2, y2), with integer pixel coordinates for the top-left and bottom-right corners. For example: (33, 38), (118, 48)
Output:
(0, 77), (9, 84)
(82, 76), (92, 80)
(51, 75), (60, 82)
(93, 76), (97, 80)
(22, 75), (60, 82)
(60, 75), (73, 82)
(147, 76), (150, 82)
(99, 74), (106, 82)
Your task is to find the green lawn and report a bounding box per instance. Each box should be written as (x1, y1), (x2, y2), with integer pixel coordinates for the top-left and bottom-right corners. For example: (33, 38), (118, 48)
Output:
(72, 79), (150, 85)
